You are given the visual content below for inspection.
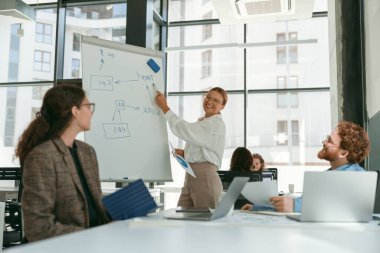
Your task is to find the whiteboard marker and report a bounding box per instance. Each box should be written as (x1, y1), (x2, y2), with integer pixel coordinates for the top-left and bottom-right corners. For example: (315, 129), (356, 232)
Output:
(152, 83), (158, 93)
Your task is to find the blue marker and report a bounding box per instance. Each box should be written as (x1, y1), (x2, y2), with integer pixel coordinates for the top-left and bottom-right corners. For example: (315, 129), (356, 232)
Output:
(147, 58), (160, 73)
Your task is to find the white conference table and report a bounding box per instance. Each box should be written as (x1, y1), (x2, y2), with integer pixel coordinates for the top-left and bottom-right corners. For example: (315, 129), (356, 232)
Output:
(5, 210), (380, 253)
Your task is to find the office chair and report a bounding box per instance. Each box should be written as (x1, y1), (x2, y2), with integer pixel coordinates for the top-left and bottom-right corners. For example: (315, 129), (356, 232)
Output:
(0, 168), (23, 248)
(265, 168), (278, 180)
(217, 170), (262, 209)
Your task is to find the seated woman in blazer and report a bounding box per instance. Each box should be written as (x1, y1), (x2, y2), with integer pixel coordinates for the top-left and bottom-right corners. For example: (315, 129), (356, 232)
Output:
(16, 84), (110, 242)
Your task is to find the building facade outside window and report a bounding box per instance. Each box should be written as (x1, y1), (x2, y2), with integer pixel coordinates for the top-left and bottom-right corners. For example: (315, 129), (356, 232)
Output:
(73, 33), (80, 51)
(202, 12), (212, 41)
(4, 88), (17, 147)
(167, 0), (330, 200)
(36, 22), (52, 44)
(277, 120), (299, 146)
(71, 58), (80, 78)
(276, 32), (298, 64)
(34, 50), (51, 72)
(277, 76), (299, 108)
(289, 32), (298, 63)
(201, 50), (212, 78)
(276, 33), (286, 64)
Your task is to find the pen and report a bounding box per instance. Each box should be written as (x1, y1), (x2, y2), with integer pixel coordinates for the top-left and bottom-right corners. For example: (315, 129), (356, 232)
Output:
(152, 83), (158, 93)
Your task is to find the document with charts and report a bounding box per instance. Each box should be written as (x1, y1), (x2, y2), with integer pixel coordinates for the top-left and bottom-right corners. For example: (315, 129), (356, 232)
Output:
(169, 142), (196, 178)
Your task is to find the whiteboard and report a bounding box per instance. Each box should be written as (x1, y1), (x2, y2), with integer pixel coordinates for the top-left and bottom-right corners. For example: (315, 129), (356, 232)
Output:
(81, 36), (172, 182)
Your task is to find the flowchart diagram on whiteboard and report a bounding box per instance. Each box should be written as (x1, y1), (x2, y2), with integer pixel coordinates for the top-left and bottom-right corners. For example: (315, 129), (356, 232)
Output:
(81, 36), (172, 182)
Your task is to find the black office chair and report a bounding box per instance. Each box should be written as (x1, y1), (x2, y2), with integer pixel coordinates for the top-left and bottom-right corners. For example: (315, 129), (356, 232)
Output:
(265, 168), (278, 180)
(0, 168), (23, 248)
(217, 170), (262, 209)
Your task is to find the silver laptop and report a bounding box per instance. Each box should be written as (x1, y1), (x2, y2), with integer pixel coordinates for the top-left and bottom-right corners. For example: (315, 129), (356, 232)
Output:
(164, 177), (249, 221)
(287, 171), (378, 222)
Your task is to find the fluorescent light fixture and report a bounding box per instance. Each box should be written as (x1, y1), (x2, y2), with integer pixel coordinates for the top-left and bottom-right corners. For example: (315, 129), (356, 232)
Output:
(0, 0), (36, 21)
(212, 0), (314, 24)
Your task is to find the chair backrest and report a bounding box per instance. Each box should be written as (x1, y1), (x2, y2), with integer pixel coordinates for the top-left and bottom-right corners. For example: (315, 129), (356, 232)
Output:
(265, 168), (278, 180)
(0, 168), (21, 181)
(217, 171), (262, 191)
(217, 171), (263, 209)
(0, 168), (23, 247)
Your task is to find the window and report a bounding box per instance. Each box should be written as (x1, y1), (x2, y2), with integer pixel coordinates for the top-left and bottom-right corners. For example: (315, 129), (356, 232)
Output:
(33, 85), (51, 100)
(112, 27), (127, 43)
(277, 120), (288, 145)
(73, 33), (80, 51)
(277, 76), (299, 108)
(31, 107), (39, 120)
(4, 87), (17, 147)
(201, 50), (212, 78)
(277, 120), (299, 146)
(72, 58), (80, 78)
(202, 12), (213, 41)
(276, 33), (286, 64)
(34, 50), (51, 72)
(291, 120), (299, 145)
(35, 22), (52, 44)
(92, 11), (99, 19)
(289, 32), (298, 63)
(63, 3), (127, 78)
(276, 32), (298, 64)
(166, 3), (331, 203)
(113, 4), (127, 18)
(9, 24), (21, 82)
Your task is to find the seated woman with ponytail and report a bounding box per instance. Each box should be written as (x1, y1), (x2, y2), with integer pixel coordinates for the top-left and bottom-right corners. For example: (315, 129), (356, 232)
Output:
(15, 84), (110, 242)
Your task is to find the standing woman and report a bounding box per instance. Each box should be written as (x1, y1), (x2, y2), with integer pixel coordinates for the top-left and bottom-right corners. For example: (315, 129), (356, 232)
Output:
(15, 85), (110, 242)
(155, 87), (228, 208)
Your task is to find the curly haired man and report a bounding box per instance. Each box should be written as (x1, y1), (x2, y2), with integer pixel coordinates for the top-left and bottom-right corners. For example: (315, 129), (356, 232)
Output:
(242, 121), (371, 213)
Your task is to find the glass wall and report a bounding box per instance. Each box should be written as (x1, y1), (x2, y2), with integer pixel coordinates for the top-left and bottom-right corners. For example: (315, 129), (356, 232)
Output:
(166, 0), (330, 194)
(0, 84), (53, 167)
(0, 8), (57, 83)
(0, 0), (330, 200)
(0, 1), (128, 169)
(63, 3), (127, 79)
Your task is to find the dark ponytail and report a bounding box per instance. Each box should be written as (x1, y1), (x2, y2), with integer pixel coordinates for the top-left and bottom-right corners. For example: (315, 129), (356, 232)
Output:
(15, 85), (85, 165)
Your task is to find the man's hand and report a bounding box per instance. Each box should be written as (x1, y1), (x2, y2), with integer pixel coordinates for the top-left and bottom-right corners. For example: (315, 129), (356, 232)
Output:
(240, 204), (253, 211)
(270, 196), (294, 212)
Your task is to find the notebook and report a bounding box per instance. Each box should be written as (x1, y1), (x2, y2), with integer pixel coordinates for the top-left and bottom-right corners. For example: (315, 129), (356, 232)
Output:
(164, 177), (249, 221)
(102, 179), (158, 220)
(287, 171), (378, 222)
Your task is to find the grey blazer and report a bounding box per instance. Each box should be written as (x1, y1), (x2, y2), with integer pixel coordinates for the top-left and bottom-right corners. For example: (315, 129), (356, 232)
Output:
(22, 137), (110, 242)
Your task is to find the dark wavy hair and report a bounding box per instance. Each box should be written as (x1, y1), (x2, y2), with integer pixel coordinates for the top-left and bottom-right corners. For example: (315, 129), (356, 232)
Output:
(337, 121), (370, 163)
(230, 147), (253, 172)
(15, 85), (85, 165)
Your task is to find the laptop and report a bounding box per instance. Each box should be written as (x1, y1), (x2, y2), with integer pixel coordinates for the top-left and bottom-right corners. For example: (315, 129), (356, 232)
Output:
(164, 177), (249, 221)
(287, 171), (378, 222)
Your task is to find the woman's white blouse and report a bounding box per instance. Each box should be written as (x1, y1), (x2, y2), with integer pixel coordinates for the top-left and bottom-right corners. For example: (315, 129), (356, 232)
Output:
(164, 110), (226, 169)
